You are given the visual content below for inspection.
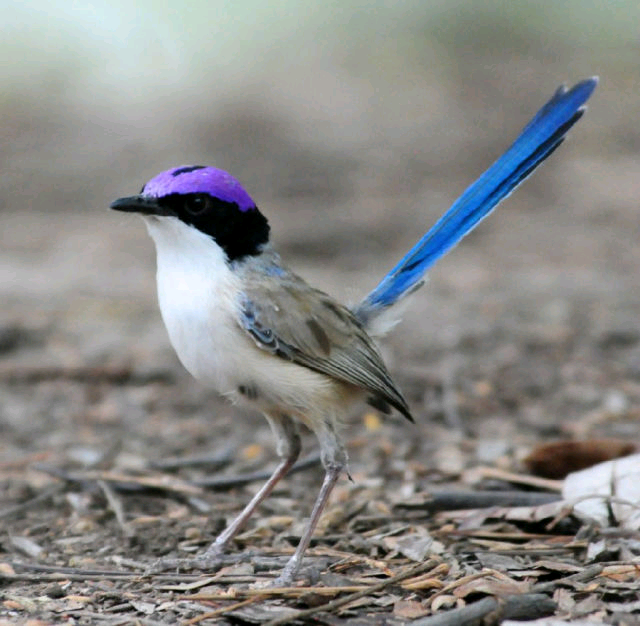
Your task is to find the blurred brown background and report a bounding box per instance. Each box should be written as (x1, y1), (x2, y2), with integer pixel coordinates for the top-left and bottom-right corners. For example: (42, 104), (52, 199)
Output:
(1, 1), (639, 533)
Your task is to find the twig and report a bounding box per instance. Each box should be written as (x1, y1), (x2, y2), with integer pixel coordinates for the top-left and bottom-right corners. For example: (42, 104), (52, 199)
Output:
(31, 454), (320, 500)
(473, 467), (563, 492)
(33, 465), (204, 495)
(449, 529), (572, 541)
(532, 563), (604, 593)
(0, 484), (65, 520)
(148, 450), (233, 472)
(0, 364), (173, 385)
(186, 585), (377, 600)
(3, 571), (139, 583)
(426, 571), (494, 608)
(394, 490), (561, 513)
(410, 593), (556, 626)
(192, 453), (321, 489)
(97, 479), (134, 538)
(471, 546), (586, 557)
(263, 559), (441, 626)
(184, 597), (262, 625)
(4, 562), (258, 584)
(0, 451), (52, 470)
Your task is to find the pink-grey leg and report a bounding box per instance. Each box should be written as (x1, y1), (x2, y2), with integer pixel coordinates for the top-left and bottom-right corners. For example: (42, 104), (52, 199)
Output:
(148, 414), (301, 573)
(271, 421), (347, 587)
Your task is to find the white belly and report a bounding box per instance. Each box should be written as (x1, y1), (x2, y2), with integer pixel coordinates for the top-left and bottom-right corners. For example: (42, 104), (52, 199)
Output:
(160, 293), (237, 388)
(157, 268), (245, 392)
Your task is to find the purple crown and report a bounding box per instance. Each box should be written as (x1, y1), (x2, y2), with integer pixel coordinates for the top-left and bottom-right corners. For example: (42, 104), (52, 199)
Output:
(142, 166), (256, 212)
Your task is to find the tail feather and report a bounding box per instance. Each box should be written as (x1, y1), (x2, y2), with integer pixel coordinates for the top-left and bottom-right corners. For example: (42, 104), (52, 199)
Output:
(355, 77), (598, 326)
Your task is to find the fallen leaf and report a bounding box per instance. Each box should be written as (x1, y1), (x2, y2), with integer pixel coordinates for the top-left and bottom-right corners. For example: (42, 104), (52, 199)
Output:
(562, 453), (640, 529)
(453, 573), (526, 598)
(394, 599), (428, 619)
(430, 595), (458, 612)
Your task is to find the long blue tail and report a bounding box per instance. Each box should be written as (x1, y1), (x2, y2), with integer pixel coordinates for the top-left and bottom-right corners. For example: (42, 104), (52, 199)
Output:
(356, 77), (597, 323)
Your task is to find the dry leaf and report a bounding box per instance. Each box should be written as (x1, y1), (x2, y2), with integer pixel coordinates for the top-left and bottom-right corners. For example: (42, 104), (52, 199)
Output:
(0, 563), (16, 576)
(562, 453), (640, 529)
(394, 599), (428, 619)
(396, 532), (438, 562)
(430, 595), (459, 611)
(453, 574), (527, 598)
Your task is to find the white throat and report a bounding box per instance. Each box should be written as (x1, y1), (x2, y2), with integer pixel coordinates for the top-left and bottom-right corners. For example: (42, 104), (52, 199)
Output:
(143, 216), (243, 389)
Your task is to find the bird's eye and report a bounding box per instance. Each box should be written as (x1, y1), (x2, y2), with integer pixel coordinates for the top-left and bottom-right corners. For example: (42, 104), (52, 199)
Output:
(185, 195), (209, 215)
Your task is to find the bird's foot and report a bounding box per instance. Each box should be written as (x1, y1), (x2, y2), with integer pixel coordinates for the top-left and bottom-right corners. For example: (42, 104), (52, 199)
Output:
(266, 555), (301, 588)
(268, 573), (293, 588)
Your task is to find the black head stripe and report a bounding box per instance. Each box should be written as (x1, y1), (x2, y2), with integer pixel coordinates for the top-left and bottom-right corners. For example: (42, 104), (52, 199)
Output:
(172, 165), (207, 177)
(158, 193), (270, 261)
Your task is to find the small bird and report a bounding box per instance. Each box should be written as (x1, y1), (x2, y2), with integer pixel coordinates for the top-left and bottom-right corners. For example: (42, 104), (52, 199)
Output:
(111, 77), (597, 585)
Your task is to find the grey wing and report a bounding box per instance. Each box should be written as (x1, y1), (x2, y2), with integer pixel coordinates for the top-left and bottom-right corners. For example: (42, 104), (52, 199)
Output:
(237, 266), (413, 421)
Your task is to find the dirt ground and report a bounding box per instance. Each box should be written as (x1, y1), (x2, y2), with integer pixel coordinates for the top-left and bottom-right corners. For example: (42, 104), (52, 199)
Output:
(1, 69), (640, 624)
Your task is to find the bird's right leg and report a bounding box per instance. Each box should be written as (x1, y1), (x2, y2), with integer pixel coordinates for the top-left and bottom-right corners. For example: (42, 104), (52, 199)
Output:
(148, 413), (301, 573)
(271, 419), (347, 586)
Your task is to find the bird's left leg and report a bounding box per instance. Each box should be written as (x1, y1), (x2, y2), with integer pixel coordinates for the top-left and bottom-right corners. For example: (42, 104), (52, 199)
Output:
(272, 419), (347, 587)
(197, 413), (302, 563)
(147, 413), (301, 573)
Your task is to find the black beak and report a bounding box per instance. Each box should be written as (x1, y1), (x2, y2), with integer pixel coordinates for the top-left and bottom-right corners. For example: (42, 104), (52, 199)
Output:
(110, 195), (168, 216)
